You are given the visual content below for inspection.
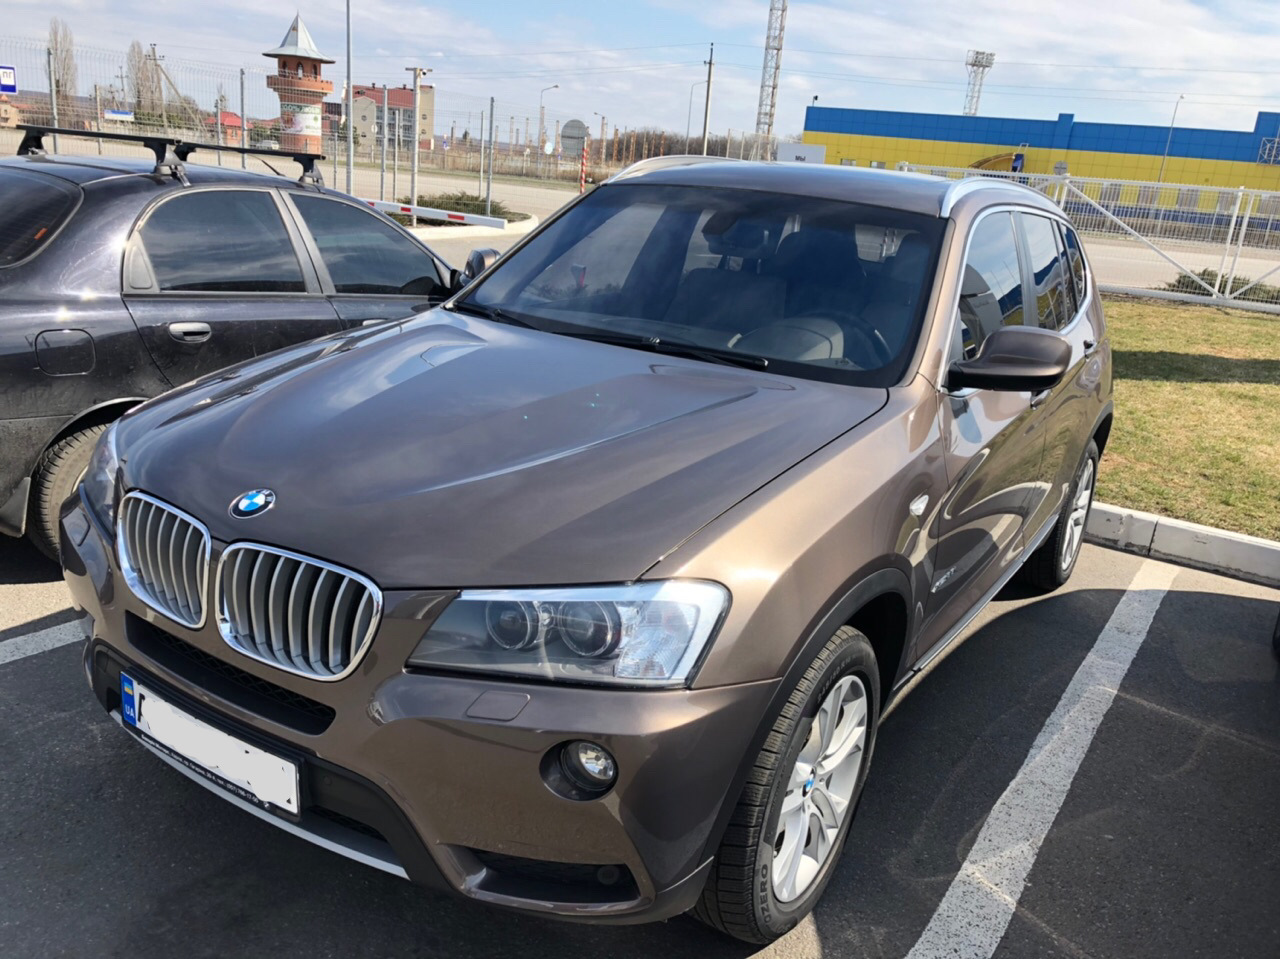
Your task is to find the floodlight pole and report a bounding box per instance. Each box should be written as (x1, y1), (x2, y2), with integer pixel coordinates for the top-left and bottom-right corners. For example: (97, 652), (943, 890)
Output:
(406, 66), (432, 209)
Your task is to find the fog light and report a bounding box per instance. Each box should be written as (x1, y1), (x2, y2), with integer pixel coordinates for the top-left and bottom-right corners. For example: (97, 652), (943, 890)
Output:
(560, 741), (617, 792)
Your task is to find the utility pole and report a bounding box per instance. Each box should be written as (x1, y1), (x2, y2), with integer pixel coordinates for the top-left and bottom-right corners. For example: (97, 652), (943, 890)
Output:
(509, 115), (514, 156)
(239, 68), (247, 167)
(486, 97), (495, 215)
(93, 84), (103, 153)
(701, 43), (714, 156)
(380, 84), (388, 201)
(149, 44), (168, 132)
(478, 108), (485, 195)
(405, 66), (431, 207)
(46, 48), (59, 151)
(597, 114), (607, 163)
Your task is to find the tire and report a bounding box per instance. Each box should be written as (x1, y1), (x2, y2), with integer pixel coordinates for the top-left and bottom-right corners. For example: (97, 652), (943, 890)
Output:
(693, 626), (880, 944)
(26, 423), (110, 560)
(1020, 439), (1100, 593)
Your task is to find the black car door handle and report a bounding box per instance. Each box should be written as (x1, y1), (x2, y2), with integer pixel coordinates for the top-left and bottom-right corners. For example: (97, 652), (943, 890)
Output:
(168, 321), (212, 344)
(1083, 337), (1098, 355)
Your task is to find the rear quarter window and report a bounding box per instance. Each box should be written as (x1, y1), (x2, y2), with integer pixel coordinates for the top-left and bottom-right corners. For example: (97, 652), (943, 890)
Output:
(0, 168), (80, 267)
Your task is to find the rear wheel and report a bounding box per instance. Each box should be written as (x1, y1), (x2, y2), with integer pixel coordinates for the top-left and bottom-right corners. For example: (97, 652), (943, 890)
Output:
(693, 626), (879, 944)
(1021, 439), (1099, 592)
(26, 424), (109, 560)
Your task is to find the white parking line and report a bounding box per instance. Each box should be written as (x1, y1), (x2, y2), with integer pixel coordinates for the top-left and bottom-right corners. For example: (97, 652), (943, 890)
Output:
(905, 559), (1180, 959)
(0, 620), (84, 666)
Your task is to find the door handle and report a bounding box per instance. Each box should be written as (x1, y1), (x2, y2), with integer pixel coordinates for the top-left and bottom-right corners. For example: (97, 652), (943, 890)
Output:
(168, 321), (212, 344)
(361, 318), (389, 327)
(1030, 389), (1051, 409)
(1083, 338), (1098, 356)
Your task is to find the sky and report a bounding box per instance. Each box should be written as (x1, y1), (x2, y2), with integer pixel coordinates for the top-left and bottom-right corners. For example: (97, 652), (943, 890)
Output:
(6, 0), (1280, 141)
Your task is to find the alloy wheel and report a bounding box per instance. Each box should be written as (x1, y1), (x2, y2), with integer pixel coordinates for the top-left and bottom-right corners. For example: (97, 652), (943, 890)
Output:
(771, 673), (868, 903)
(1061, 457), (1095, 571)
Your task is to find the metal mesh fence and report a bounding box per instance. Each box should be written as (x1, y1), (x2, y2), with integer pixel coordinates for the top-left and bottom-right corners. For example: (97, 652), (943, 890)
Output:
(908, 164), (1280, 311)
(2, 36), (790, 223)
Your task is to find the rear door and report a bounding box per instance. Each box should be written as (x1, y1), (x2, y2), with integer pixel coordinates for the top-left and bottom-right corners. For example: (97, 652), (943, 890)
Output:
(916, 210), (1045, 661)
(123, 187), (343, 386)
(1019, 213), (1101, 538)
(282, 193), (451, 327)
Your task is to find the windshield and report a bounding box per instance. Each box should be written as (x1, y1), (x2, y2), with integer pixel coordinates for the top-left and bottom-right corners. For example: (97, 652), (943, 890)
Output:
(463, 182), (944, 385)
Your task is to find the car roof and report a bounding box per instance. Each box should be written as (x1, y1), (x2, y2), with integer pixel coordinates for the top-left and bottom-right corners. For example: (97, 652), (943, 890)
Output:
(0, 153), (306, 189)
(608, 158), (1059, 219)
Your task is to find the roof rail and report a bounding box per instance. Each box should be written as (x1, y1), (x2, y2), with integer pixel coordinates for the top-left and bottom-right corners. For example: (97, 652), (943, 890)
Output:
(16, 125), (324, 187)
(607, 154), (739, 182)
(939, 175), (1020, 218)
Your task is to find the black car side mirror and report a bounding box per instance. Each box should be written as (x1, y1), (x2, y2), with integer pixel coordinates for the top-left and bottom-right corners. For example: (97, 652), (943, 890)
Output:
(450, 248), (500, 293)
(947, 325), (1071, 392)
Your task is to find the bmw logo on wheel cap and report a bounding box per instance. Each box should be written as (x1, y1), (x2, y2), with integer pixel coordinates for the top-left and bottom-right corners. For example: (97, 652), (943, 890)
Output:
(230, 489), (276, 519)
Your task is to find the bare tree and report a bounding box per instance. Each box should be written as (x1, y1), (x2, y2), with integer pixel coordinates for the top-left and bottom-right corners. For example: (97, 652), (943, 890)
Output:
(48, 17), (78, 123)
(126, 39), (162, 120)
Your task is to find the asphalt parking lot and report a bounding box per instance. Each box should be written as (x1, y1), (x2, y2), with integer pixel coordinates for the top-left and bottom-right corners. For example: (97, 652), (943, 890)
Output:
(1, 539), (1277, 959)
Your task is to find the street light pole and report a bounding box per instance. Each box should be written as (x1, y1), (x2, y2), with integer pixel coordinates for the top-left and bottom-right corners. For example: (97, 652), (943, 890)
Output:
(701, 43), (714, 156)
(405, 66), (432, 209)
(538, 84), (558, 176)
(1157, 94), (1184, 184)
(345, 0), (353, 193)
(686, 80), (706, 149)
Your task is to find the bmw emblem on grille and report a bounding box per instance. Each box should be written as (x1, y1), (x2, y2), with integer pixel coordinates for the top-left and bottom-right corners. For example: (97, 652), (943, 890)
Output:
(230, 489), (276, 519)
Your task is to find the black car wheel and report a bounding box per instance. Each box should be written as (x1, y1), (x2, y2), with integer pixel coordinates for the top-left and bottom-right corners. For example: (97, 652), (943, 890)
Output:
(693, 626), (879, 944)
(27, 424), (110, 560)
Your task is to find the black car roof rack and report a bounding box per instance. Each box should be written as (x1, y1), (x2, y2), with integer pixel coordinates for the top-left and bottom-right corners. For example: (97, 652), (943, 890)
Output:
(16, 124), (325, 187)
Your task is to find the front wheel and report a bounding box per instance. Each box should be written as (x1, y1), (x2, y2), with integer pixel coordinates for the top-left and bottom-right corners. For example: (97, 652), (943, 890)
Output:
(1021, 438), (1099, 592)
(26, 424), (110, 560)
(693, 626), (879, 944)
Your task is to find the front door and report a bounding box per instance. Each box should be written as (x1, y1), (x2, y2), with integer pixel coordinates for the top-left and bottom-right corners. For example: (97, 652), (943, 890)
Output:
(282, 193), (451, 328)
(915, 210), (1046, 661)
(123, 188), (343, 386)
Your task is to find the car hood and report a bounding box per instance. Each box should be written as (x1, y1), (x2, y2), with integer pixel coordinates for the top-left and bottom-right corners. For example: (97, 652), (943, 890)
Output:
(117, 312), (886, 588)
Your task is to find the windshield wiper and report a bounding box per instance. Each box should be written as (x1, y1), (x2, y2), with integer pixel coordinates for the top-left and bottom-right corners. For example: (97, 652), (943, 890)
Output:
(446, 301), (540, 330)
(556, 329), (769, 371)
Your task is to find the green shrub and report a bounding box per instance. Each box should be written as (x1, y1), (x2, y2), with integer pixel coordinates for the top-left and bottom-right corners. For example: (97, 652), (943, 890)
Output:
(1164, 268), (1280, 303)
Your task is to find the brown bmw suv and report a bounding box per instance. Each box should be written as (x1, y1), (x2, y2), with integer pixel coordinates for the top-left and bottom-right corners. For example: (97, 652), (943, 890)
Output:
(60, 159), (1111, 944)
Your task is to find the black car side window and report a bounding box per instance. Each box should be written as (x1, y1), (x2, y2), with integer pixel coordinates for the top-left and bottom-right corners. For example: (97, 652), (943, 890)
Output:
(1019, 213), (1070, 331)
(291, 195), (445, 297)
(954, 212), (1025, 362)
(137, 190), (306, 293)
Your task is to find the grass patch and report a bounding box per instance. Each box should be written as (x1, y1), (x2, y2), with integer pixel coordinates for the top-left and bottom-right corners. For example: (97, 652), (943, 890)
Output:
(1099, 295), (1280, 540)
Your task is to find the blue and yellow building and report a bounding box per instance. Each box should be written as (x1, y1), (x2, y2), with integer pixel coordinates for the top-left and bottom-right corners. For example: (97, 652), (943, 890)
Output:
(802, 107), (1280, 190)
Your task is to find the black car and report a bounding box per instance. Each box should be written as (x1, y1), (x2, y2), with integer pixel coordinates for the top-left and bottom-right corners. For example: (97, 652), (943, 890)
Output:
(1, 127), (455, 556)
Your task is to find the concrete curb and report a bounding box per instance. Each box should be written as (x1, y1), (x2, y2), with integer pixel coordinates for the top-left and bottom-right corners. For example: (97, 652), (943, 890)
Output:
(1086, 502), (1280, 588)
(409, 216), (540, 242)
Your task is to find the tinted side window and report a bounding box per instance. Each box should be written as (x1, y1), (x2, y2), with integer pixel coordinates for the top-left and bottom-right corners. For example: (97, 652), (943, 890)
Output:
(1061, 225), (1087, 306)
(1020, 213), (1069, 330)
(291, 195), (445, 297)
(138, 191), (305, 293)
(1053, 222), (1078, 318)
(956, 212), (1024, 360)
(0, 169), (79, 266)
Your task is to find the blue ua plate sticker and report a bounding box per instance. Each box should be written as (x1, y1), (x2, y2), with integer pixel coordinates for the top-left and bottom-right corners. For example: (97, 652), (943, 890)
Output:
(121, 672), (138, 727)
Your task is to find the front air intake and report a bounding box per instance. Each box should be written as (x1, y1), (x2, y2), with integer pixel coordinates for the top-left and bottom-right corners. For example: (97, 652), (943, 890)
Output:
(215, 544), (381, 681)
(117, 492), (211, 629)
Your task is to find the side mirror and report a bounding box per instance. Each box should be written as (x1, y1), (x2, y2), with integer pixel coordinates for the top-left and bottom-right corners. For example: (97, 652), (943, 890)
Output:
(947, 325), (1071, 392)
(450, 248), (500, 292)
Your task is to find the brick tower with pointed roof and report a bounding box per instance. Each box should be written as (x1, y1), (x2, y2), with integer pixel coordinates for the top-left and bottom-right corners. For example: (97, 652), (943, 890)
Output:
(264, 14), (334, 155)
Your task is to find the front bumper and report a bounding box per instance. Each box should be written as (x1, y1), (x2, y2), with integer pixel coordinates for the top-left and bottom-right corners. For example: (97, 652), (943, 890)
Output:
(61, 492), (777, 923)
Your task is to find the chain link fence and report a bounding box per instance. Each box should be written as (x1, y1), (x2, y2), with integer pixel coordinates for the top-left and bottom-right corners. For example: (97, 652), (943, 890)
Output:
(908, 164), (1280, 312)
(2, 36), (789, 223)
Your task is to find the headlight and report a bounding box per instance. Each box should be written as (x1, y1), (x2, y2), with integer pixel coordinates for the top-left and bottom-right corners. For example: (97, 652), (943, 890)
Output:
(406, 580), (730, 687)
(81, 423), (121, 529)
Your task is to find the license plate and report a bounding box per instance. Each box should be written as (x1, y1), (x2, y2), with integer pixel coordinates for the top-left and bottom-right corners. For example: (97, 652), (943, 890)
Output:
(121, 672), (300, 818)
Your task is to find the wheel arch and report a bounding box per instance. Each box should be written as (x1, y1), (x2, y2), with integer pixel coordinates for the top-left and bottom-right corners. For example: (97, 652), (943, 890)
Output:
(697, 563), (915, 869)
(39, 398), (146, 462)
(1091, 402), (1114, 456)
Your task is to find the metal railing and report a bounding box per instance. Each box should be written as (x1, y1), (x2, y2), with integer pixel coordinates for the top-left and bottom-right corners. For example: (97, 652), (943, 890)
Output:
(909, 164), (1280, 312)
